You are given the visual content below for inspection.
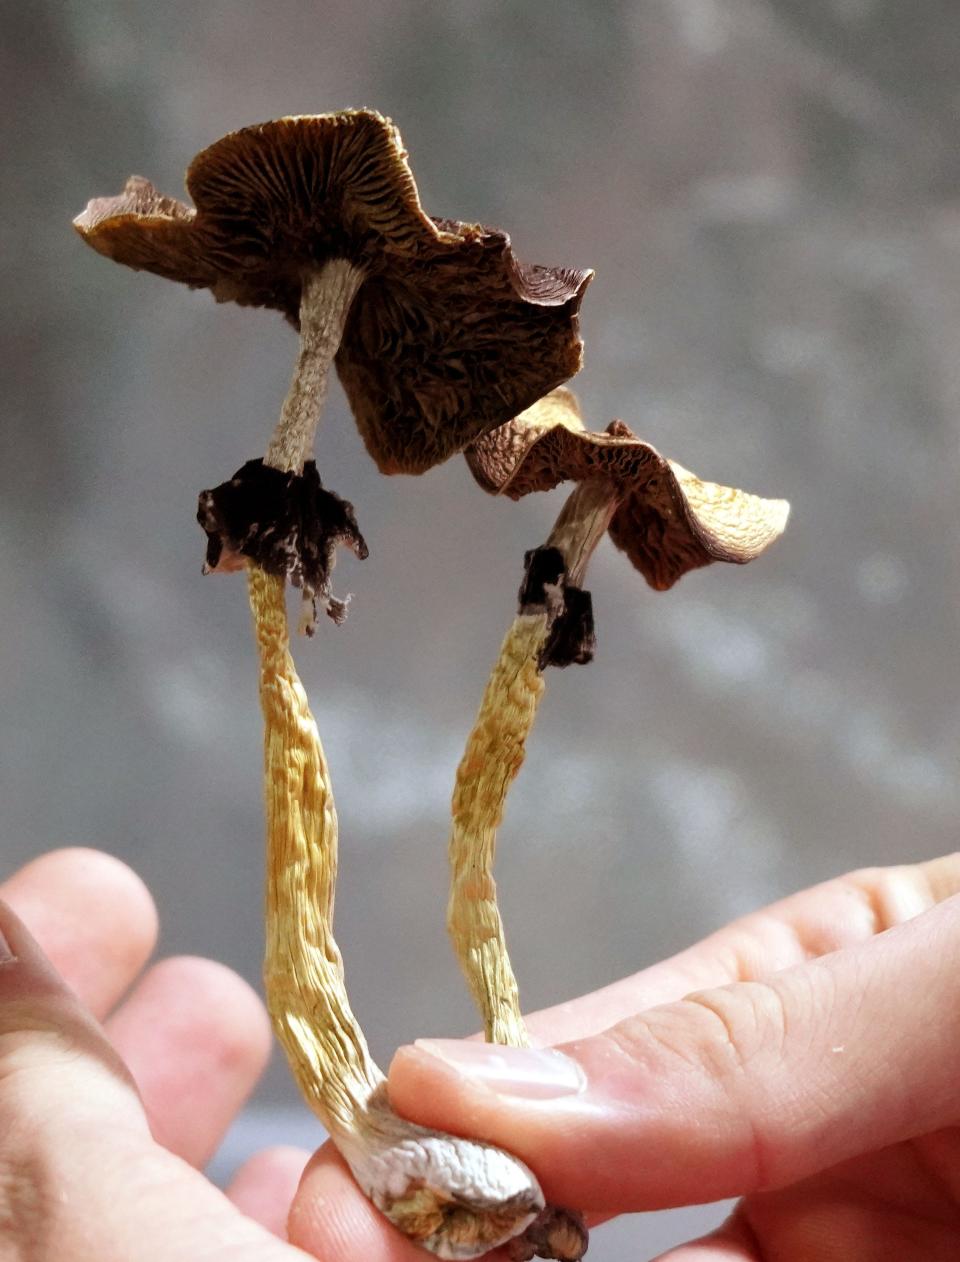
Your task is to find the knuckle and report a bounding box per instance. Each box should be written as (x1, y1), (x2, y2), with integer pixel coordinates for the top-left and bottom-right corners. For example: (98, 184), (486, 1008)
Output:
(616, 979), (788, 1083)
(612, 982), (791, 1191)
(842, 864), (934, 933)
(919, 852), (960, 903)
(680, 981), (789, 1078)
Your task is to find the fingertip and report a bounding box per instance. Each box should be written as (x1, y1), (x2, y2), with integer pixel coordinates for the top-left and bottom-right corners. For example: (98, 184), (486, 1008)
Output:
(389, 1033), (723, 1213)
(387, 1041), (443, 1115)
(2, 848), (159, 1010)
(9, 847), (158, 936)
(387, 1040), (503, 1129)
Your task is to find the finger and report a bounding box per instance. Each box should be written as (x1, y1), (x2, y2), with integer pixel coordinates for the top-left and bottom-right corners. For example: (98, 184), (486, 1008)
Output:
(0, 902), (308, 1262)
(390, 895), (960, 1213)
(225, 1145), (310, 1237)
(729, 1174), (960, 1260)
(105, 955), (272, 1167)
(0, 897), (146, 1141)
(523, 853), (960, 1045)
(0, 848), (158, 1018)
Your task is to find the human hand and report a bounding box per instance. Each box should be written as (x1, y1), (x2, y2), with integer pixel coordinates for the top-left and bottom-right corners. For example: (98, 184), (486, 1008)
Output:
(11, 849), (958, 1261)
(380, 854), (960, 1260)
(285, 855), (960, 1259)
(0, 846), (345, 1262)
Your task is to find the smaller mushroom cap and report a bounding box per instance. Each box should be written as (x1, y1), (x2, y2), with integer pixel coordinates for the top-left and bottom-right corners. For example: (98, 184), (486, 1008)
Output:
(466, 388), (789, 590)
(74, 111), (592, 476)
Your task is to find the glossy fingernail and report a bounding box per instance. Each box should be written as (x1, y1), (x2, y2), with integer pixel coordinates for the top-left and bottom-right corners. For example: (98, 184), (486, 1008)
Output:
(414, 1039), (586, 1099)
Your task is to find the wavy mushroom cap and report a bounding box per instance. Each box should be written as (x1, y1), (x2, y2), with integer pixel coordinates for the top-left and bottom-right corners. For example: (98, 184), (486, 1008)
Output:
(74, 110), (592, 475)
(466, 388), (790, 590)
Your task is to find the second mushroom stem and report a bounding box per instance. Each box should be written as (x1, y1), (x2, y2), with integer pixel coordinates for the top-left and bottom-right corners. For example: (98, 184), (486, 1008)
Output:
(264, 259), (365, 475)
(448, 479), (620, 1046)
(449, 613), (549, 1046)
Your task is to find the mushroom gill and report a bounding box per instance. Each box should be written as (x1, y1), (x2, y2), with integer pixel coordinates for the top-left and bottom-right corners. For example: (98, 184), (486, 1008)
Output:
(466, 387), (789, 595)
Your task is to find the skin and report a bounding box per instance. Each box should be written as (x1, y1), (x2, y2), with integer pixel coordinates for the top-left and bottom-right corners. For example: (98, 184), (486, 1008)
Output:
(1, 849), (958, 1261)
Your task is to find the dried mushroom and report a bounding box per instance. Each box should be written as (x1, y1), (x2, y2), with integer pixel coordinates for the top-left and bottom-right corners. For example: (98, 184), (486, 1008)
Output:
(74, 111), (591, 629)
(449, 385), (789, 1024)
(446, 392), (790, 1258)
(74, 106), (793, 1262)
(467, 386), (789, 595)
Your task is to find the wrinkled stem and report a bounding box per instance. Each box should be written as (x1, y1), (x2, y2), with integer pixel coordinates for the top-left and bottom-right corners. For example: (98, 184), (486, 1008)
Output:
(446, 479), (622, 1262)
(264, 260), (364, 475)
(252, 564), (380, 1131)
(448, 615), (549, 1046)
(249, 565), (545, 1261)
(448, 479), (620, 1046)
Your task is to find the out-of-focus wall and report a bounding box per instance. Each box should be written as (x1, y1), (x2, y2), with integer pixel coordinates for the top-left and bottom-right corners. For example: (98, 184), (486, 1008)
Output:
(3, 2), (959, 1256)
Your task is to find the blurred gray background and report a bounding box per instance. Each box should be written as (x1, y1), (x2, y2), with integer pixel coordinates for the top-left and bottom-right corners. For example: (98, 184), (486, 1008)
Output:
(3, 1), (960, 1257)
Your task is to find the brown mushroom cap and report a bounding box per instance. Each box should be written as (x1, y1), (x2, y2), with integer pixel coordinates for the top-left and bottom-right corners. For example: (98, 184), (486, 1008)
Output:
(74, 110), (592, 475)
(466, 388), (789, 590)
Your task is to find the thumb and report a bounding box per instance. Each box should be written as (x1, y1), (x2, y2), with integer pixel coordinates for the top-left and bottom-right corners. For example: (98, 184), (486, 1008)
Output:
(0, 898), (146, 1144)
(389, 896), (960, 1213)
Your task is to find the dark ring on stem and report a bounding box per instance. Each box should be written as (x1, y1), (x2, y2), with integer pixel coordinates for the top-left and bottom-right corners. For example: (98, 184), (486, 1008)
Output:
(197, 458), (368, 633)
(518, 545), (595, 670)
(540, 586), (595, 669)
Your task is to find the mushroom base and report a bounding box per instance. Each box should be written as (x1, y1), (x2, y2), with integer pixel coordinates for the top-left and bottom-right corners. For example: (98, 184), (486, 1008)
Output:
(345, 1093), (547, 1261)
(198, 458), (367, 632)
(507, 1206), (589, 1262)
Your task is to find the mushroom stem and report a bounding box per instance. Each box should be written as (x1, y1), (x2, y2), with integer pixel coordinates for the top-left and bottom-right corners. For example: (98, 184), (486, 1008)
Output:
(448, 614), (549, 1047)
(448, 478), (620, 1044)
(445, 479), (623, 1262)
(264, 260), (364, 475)
(543, 477), (620, 584)
(248, 564), (547, 1261)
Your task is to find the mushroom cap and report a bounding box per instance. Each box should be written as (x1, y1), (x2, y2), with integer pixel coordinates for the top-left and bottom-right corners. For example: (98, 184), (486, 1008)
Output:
(466, 388), (790, 589)
(74, 110), (592, 475)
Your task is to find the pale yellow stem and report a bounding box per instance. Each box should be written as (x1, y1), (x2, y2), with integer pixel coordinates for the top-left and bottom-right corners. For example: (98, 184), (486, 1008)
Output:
(444, 490), (617, 1260)
(250, 564), (380, 1134)
(248, 565), (546, 1260)
(447, 481), (618, 1046)
(448, 614), (550, 1046)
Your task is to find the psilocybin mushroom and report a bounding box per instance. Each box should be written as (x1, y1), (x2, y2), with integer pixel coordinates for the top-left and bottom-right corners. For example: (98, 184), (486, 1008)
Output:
(452, 389), (789, 1010)
(74, 111), (592, 631)
(446, 389), (789, 1257)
